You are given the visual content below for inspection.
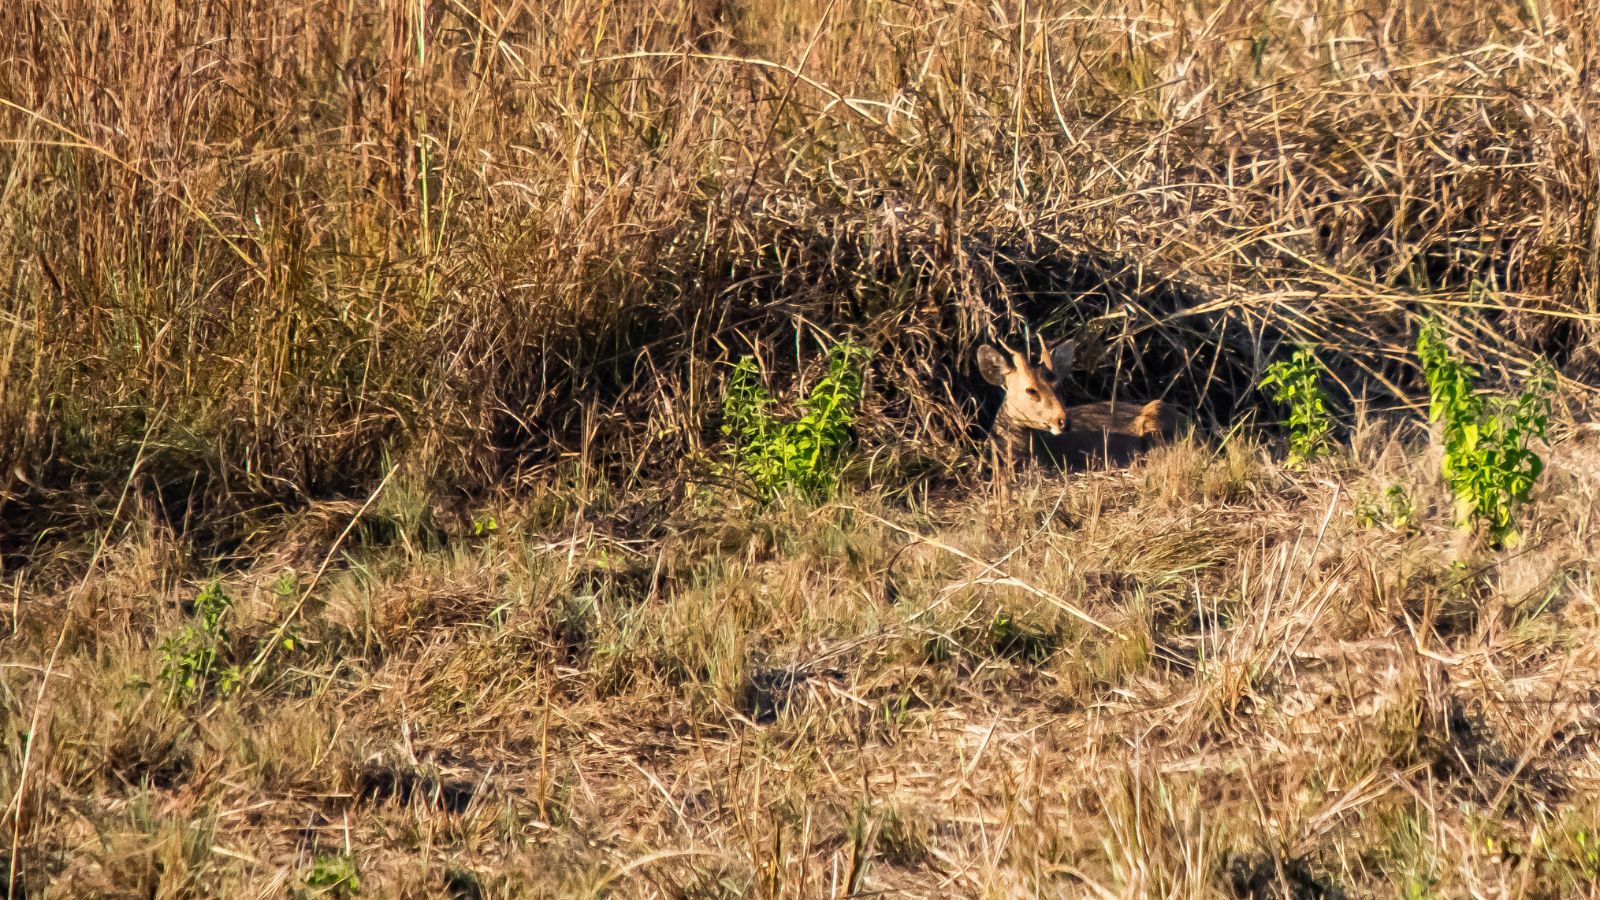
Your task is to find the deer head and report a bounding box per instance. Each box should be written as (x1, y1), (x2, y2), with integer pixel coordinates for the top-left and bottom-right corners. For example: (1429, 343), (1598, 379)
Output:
(977, 337), (1077, 435)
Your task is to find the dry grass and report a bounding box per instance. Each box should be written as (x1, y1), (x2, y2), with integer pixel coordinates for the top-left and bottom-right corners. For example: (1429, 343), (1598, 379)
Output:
(3, 0), (1598, 535)
(6, 0), (1600, 897)
(7, 427), (1600, 897)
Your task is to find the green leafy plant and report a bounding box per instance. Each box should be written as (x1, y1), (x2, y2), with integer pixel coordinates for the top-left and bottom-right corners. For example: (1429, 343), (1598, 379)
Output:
(271, 571), (299, 599)
(986, 610), (1055, 664)
(1260, 345), (1333, 465)
(1358, 484), (1415, 531)
(1569, 827), (1600, 881)
(295, 853), (361, 897)
(1535, 818), (1600, 890)
(159, 581), (241, 700)
(1417, 321), (1552, 548)
(721, 339), (870, 501)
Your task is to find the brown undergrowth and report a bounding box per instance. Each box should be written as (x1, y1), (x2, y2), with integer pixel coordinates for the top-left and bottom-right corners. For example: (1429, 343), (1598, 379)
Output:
(6, 423), (1600, 897)
(3, 0), (1599, 545)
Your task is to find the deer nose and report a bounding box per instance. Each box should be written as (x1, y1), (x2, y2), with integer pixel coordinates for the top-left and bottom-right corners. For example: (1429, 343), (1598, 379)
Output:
(1049, 417), (1065, 435)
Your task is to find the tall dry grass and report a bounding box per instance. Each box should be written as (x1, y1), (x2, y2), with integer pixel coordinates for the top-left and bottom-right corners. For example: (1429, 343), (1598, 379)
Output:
(2, 0), (1597, 546)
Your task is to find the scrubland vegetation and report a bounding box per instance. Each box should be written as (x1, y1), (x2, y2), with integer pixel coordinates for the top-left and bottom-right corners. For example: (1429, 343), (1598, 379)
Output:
(4, 0), (1600, 896)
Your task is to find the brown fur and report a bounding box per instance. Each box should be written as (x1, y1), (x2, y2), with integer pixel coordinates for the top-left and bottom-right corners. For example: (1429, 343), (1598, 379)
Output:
(978, 341), (1179, 479)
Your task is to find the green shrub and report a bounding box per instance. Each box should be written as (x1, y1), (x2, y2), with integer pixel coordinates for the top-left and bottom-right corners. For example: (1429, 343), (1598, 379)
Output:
(158, 581), (240, 700)
(1416, 321), (1552, 548)
(295, 853), (361, 898)
(1260, 345), (1333, 465)
(1357, 484), (1415, 532)
(721, 339), (870, 501)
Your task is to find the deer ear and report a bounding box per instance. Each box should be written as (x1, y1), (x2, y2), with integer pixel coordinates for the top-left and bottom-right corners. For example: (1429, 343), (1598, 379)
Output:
(977, 345), (1013, 386)
(1047, 342), (1077, 383)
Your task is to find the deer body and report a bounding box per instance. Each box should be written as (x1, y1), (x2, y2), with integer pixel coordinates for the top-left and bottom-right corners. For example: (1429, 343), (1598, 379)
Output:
(978, 339), (1177, 484)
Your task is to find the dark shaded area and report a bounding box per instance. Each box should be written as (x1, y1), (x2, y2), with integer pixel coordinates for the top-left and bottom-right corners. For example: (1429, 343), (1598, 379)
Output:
(443, 867), (484, 900)
(741, 665), (843, 724)
(982, 610), (1060, 664)
(106, 735), (192, 792)
(356, 764), (477, 814)
(0, 853), (28, 900)
(0, 199), (1554, 570)
(1410, 695), (1568, 813)
(1226, 853), (1346, 899)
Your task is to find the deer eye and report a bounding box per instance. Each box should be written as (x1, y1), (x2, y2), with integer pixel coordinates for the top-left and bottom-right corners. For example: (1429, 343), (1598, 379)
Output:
(1025, 388), (1040, 399)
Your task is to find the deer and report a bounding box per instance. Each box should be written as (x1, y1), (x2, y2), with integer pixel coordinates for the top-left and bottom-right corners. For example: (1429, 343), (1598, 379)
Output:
(977, 336), (1178, 491)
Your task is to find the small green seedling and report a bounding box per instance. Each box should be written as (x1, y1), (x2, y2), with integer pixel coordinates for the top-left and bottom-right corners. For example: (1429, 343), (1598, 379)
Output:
(296, 852), (361, 897)
(1417, 321), (1551, 548)
(1536, 820), (1600, 889)
(1260, 345), (1334, 465)
(721, 339), (870, 501)
(1358, 484), (1415, 531)
(159, 581), (241, 700)
(271, 572), (299, 599)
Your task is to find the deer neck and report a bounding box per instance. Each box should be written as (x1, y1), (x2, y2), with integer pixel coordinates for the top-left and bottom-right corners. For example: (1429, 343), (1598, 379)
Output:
(991, 410), (1032, 463)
